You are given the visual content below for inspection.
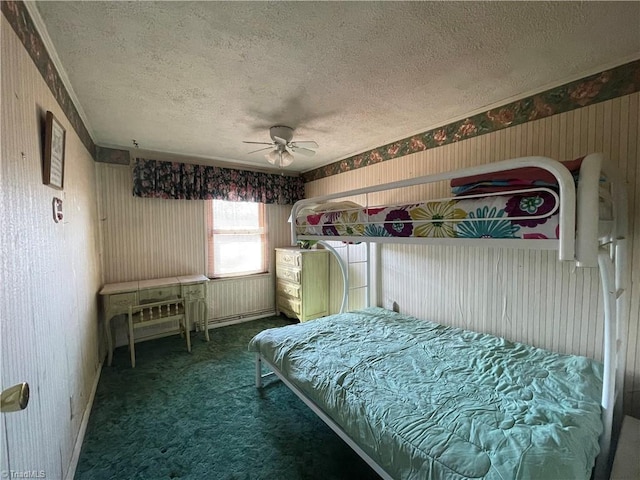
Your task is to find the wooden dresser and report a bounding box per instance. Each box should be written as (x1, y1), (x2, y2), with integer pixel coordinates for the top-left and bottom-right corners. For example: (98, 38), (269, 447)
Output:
(275, 247), (329, 322)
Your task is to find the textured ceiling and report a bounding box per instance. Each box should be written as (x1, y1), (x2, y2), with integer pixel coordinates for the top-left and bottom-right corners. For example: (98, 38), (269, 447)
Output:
(34, 1), (640, 173)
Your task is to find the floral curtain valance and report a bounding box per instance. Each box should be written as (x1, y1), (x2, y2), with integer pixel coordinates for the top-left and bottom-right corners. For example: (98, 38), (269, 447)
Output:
(133, 158), (305, 205)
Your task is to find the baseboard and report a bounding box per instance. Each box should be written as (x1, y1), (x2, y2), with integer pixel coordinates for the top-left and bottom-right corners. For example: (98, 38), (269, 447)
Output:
(65, 360), (103, 480)
(207, 311), (277, 329)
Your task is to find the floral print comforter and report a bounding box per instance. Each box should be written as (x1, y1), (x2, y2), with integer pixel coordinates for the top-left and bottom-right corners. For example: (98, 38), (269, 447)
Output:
(295, 189), (560, 240)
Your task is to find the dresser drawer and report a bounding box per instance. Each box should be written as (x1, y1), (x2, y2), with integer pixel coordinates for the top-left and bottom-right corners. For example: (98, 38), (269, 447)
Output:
(276, 280), (301, 299)
(108, 292), (138, 313)
(277, 295), (301, 315)
(182, 283), (206, 299)
(276, 250), (301, 267)
(138, 286), (181, 303)
(276, 267), (301, 284)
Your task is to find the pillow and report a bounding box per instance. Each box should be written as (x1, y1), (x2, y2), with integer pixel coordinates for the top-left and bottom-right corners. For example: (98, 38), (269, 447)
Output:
(311, 201), (362, 212)
(294, 201), (362, 219)
(450, 157), (585, 195)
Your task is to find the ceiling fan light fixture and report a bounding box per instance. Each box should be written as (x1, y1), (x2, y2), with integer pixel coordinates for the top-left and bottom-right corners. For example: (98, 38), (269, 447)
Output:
(265, 150), (279, 165)
(265, 148), (294, 168)
(280, 150), (294, 167)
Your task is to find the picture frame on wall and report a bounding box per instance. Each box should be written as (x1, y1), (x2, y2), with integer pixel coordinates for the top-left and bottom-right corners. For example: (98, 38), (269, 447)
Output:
(43, 111), (66, 190)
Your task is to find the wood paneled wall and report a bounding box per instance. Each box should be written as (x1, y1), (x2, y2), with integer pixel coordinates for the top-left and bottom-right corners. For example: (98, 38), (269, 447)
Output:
(1, 16), (102, 478)
(306, 92), (640, 417)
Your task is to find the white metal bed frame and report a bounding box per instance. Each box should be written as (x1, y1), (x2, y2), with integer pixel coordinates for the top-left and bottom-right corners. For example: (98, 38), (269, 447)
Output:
(256, 153), (628, 480)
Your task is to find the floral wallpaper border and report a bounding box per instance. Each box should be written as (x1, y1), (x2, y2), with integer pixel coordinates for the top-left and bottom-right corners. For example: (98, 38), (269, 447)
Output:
(303, 59), (640, 183)
(2, 1), (96, 158)
(4, 0), (638, 180)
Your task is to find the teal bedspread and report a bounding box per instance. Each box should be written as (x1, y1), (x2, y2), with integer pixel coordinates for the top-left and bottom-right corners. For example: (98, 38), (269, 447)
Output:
(248, 307), (603, 480)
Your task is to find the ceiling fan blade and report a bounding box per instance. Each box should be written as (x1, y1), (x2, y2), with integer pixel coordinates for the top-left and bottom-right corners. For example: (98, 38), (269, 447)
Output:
(243, 141), (273, 145)
(273, 136), (288, 145)
(291, 141), (319, 149)
(247, 146), (274, 154)
(290, 146), (316, 157)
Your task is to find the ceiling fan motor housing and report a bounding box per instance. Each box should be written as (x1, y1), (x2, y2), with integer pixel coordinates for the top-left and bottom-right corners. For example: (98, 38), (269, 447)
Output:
(270, 126), (294, 144)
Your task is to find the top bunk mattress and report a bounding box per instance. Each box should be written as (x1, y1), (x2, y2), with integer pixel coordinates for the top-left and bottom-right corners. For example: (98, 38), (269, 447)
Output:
(249, 307), (604, 480)
(295, 189), (561, 240)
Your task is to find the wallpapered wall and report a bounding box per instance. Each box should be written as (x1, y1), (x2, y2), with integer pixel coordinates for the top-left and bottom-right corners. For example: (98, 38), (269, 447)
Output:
(306, 92), (640, 417)
(1, 16), (102, 478)
(97, 162), (293, 342)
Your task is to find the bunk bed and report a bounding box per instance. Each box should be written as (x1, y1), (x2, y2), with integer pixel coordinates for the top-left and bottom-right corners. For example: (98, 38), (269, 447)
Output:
(249, 153), (628, 480)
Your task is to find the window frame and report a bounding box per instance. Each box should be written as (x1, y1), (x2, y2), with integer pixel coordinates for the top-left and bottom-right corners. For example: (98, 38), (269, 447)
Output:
(206, 200), (267, 279)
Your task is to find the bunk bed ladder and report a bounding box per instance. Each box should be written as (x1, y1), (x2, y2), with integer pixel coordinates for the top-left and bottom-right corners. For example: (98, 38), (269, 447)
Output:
(317, 240), (372, 314)
(593, 153), (629, 480)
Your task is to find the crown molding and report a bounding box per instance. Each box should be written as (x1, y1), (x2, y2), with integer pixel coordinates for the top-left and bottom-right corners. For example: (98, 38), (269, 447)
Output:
(22, 1), (94, 138)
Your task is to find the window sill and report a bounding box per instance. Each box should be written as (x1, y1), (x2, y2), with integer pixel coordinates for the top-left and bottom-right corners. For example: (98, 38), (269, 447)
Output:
(208, 272), (271, 283)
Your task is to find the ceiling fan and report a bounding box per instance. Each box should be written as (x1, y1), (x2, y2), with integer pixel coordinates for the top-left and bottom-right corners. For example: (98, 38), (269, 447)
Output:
(244, 126), (318, 168)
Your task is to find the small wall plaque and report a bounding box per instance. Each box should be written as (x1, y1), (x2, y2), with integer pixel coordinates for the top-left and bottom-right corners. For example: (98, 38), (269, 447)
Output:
(43, 111), (65, 190)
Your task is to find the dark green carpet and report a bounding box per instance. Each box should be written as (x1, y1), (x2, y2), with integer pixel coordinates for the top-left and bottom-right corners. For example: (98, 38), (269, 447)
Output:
(75, 316), (380, 480)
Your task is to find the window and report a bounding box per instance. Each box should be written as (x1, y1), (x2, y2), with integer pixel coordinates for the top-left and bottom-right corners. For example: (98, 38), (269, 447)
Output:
(207, 200), (267, 278)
